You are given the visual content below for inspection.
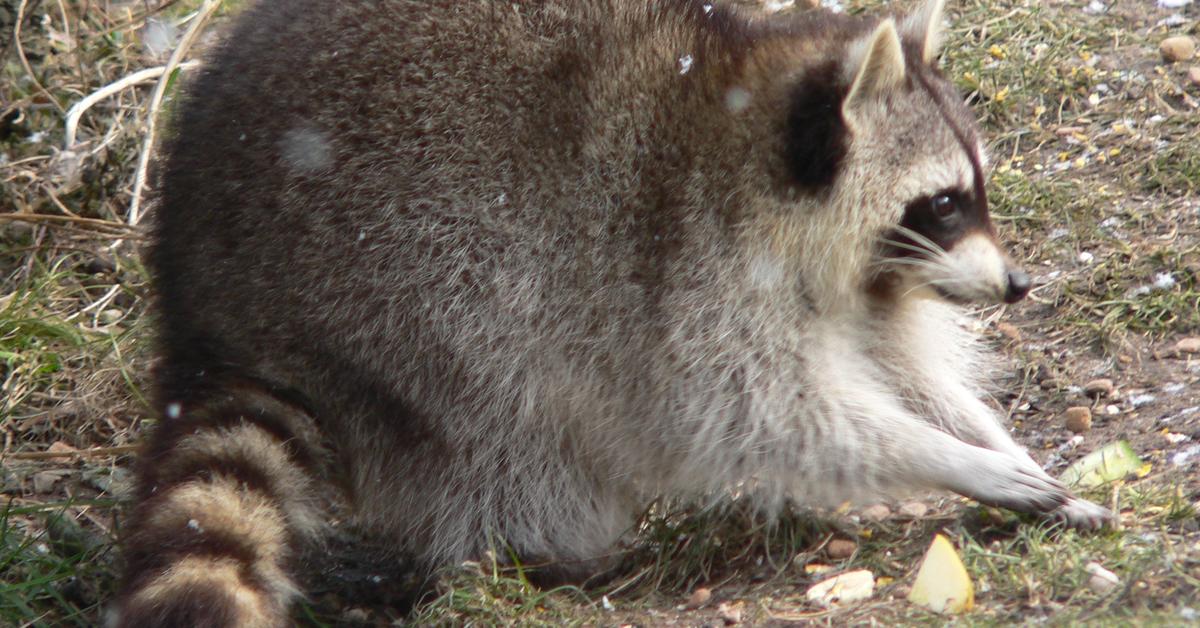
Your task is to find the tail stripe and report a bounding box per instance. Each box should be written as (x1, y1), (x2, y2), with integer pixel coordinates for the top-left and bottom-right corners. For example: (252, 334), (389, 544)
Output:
(117, 557), (277, 627)
(140, 424), (321, 536)
(114, 391), (326, 627)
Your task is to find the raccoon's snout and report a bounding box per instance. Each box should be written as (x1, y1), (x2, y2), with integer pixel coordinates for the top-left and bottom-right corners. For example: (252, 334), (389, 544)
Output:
(1004, 269), (1031, 304)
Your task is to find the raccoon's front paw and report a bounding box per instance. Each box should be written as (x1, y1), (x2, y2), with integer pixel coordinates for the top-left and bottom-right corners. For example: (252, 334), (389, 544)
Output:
(949, 449), (1070, 514)
(1050, 497), (1116, 531)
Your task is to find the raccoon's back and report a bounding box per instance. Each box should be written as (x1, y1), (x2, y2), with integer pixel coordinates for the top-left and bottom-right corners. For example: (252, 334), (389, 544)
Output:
(151, 0), (645, 409)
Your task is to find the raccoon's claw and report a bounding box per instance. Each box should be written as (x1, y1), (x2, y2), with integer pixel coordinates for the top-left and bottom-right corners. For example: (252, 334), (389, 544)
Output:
(1049, 497), (1116, 531)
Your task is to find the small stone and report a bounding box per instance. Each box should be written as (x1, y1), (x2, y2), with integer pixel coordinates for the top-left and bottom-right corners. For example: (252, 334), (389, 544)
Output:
(686, 587), (712, 609)
(1160, 36), (1196, 63)
(1128, 393), (1157, 408)
(343, 608), (371, 623)
(3, 220), (34, 239)
(99, 309), (123, 325)
(861, 504), (891, 521)
(1086, 562), (1121, 593)
(1065, 407), (1093, 433)
(1189, 66), (1200, 87)
(47, 441), (77, 455)
(996, 322), (1022, 342)
(1083, 378), (1114, 398)
(717, 601), (743, 625)
(1106, 404), (1120, 416)
(827, 539), (857, 559)
(1175, 337), (1200, 354)
(898, 501), (929, 518)
(32, 471), (63, 494)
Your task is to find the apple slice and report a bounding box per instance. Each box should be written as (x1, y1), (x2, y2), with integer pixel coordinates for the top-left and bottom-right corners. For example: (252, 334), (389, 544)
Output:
(1060, 440), (1146, 488)
(908, 533), (974, 614)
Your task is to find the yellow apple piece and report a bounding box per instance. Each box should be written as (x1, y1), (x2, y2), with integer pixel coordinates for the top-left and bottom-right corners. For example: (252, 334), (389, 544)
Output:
(907, 533), (974, 614)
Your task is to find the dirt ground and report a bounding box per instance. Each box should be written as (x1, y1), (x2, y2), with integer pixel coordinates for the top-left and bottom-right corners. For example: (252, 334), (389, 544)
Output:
(2, 0), (1199, 625)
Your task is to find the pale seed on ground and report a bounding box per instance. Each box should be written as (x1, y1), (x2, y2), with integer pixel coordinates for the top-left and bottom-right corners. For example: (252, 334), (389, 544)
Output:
(1189, 66), (1200, 87)
(1065, 406), (1093, 433)
(1160, 36), (1196, 63)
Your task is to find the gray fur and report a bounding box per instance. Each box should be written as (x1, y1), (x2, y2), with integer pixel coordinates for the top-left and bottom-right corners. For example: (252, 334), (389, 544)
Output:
(141, 0), (1111, 596)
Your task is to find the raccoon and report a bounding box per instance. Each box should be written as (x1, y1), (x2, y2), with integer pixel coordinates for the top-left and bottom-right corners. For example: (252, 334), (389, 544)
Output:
(113, 0), (1113, 624)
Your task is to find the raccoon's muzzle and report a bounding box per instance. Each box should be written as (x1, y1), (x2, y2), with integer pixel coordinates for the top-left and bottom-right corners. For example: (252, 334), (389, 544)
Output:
(1003, 268), (1031, 304)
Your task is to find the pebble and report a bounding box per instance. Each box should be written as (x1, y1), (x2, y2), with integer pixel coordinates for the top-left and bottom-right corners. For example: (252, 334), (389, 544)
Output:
(686, 587), (712, 609)
(343, 608), (370, 623)
(1160, 36), (1196, 63)
(1129, 393), (1157, 408)
(1083, 378), (1114, 398)
(1175, 337), (1200, 354)
(898, 501), (930, 518)
(1065, 406), (1093, 433)
(1106, 404), (1121, 415)
(1190, 66), (1200, 87)
(827, 539), (857, 559)
(861, 504), (891, 521)
(1086, 562), (1121, 593)
(4, 220), (35, 239)
(32, 471), (64, 494)
(47, 441), (77, 454)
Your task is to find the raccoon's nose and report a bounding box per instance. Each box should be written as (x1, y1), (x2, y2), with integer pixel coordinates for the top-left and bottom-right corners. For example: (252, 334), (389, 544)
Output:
(1004, 269), (1031, 303)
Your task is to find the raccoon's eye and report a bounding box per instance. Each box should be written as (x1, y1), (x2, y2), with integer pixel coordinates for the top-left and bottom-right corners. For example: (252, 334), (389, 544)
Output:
(930, 194), (957, 220)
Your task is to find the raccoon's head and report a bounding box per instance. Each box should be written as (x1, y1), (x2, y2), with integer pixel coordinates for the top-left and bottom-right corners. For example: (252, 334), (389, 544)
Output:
(778, 0), (1030, 306)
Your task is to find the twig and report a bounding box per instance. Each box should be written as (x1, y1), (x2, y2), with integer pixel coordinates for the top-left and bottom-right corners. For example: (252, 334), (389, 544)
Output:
(64, 61), (201, 150)
(14, 0), (65, 115)
(2, 445), (140, 461)
(0, 212), (136, 233)
(128, 0), (222, 227)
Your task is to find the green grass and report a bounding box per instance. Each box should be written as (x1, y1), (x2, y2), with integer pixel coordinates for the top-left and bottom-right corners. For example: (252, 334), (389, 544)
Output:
(0, 500), (120, 626)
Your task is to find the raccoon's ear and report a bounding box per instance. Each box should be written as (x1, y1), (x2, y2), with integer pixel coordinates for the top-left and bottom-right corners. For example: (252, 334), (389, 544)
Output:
(843, 19), (906, 120)
(901, 0), (947, 64)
